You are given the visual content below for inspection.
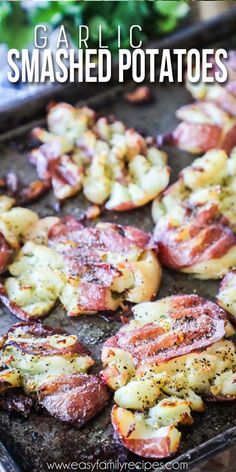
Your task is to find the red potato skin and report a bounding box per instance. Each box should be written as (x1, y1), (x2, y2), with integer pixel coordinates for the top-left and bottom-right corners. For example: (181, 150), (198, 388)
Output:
(4, 322), (92, 358)
(29, 145), (58, 180)
(0, 234), (13, 273)
(105, 201), (136, 212)
(213, 89), (236, 117)
(18, 180), (51, 205)
(49, 217), (152, 268)
(154, 204), (236, 270)
(49, 218), (152, 252)
(159, 120), (236, 154)
(221, 123), (236, 153)
(217, 270), (236, 327)
(171, 122), (222, 154)
(0, 216), (157, 318)
(38, 374), (109, 427)
(227, 81), (236, 97)
(1, 172), (51, 205)
(0, 323), (110, 426)
(218, 270), (236, 293)
(111, 406), (179, 459)
(67, 282), (117, 316)
(29, 146), (83, 199)
(49, 159), (81, 187)
(48, 215), (83, 238)
(49, 156), (83, 199)
(104, 294), (226, 365)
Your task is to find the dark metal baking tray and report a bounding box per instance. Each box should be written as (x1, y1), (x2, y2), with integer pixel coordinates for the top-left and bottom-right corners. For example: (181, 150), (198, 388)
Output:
(0, 11), (236, 472)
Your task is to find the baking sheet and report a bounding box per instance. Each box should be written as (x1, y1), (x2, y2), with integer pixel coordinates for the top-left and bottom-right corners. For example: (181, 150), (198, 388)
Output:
(0, 81), (235, 472)
(0, 28), (236, 472)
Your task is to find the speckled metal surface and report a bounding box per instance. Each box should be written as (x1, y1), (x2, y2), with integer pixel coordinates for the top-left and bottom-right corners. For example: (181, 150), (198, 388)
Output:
(0, 442), (21, 472)
(1, 64), (236, 472)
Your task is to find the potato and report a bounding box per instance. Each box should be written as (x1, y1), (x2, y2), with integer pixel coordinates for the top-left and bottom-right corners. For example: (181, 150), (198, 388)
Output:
(102, 332), (235, 415)
(32, 127), (73, 154)
(152, 148), (236, 279)
(184, 354), (216, 392)
(186, 77), (236, 117)
(47, 103), (95, 140)
(1, 323), (94, 394)
(23, 216), (60, 245)
(5, 268), (65, 318)
(59, 280), (121, 316)
(2, 216), (162, 319)
(51, 155), (83, 200)
(147, 148), (167, 167)
(105, 160), (169, 211)
(6, 348), (94, 393)
(181, 245), (236, 280)
(220, 192), (236, 232)
(102, 296), (232, 403)
(9, 242), (64, 276)
(83, 151), (111, 205)
(103, 292), (235, 458)
(0, 196), (15, 213)
(182, 150), (228, 189)
(0, 322), (109, 428)
(114, 379), (161, 410)
(217, 271), (236, 319)
(132, 296), (174, 323)
(31, 103), (169, 209)
(111, 406), (181, 458)
(180, 389), (205, 412)
(105, 182), (131, 210)
(176, 101), (229, 126)
(211, 371), (236, 397)
(0, 368), (21, 392)
(111, 267), (134, 294)
(137, 341), (236, 401)
(169, 101), (236, 154)
(152, 189), (186, 224)
(125, 250), (162, 303)
(101, 347), (135, 390)
(148, 397), (192, 427)
(0, 208), (39, 248)
(4, 242), (66, 319)
(38, 374), (109, 427)
(152, 148), (236, 233)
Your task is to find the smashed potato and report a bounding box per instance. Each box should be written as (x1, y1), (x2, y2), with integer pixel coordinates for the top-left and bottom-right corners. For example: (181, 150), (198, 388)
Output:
(30, 102), (169, 209)
(102, 295), (236, 458)
(152, 150), (236, 279)
(0, 217), (161, 319)
(160, 53), (236, 154)
(0, 322), (109, 426)
(112, 405), (181, 458)
(178, 102), (236, 154)
(50, 218), (161, 316)
(0, 242), (65, 320)
(186, 51), (236, 118)
(102, 295), (229, 387)
(159, 102), (236, 154)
